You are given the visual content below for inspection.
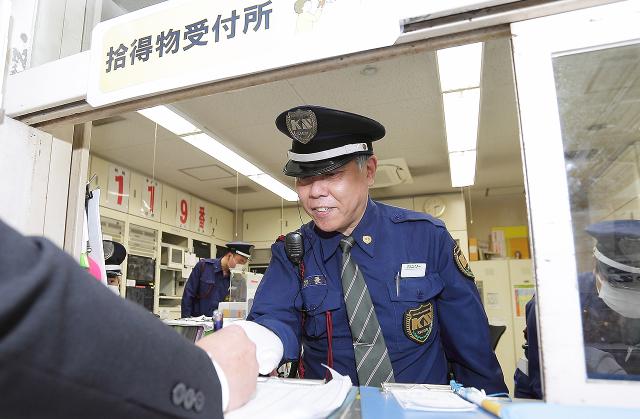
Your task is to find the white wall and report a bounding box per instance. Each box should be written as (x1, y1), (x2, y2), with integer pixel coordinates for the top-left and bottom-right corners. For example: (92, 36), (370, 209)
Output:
(466, 193), (528, 244)
(0, 116), (71, 246)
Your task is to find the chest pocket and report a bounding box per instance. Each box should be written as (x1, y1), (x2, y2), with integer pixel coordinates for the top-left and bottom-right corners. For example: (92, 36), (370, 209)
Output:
(197, 265), (216, 299)
(387, 273), (444, 302)
(386, 273), (444, 349)
(300, 285), (342, 338)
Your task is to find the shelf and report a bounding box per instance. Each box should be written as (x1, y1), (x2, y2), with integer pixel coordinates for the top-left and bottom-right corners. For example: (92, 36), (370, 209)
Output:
(159, 265), (183, 271)
(159, 295), (182, 300)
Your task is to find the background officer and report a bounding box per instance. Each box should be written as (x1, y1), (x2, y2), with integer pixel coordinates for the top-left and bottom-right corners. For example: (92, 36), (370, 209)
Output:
(246, 105), (507, 393)
(515, 220), (640, 399)
(182, 241), (254, 318)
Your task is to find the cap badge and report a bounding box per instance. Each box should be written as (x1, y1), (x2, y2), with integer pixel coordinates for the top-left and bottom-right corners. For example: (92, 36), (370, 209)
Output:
(362, 235), (372, 244)
(286, 109), (318, 144)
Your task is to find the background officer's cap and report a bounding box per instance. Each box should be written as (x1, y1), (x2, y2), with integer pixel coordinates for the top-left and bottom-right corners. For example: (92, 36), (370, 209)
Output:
(275, 105), (385, 177)
(103, 240), (126, 277)
(225, 241), (254, 259)
(586, 220), (640, 288)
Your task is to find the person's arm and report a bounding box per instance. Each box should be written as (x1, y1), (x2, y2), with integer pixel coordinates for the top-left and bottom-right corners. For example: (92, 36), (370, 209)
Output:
(246, 241), (303, 363)
(435, 230), (508, 394)
(181, 262), (202, 318)
(0, 220), (253, 418)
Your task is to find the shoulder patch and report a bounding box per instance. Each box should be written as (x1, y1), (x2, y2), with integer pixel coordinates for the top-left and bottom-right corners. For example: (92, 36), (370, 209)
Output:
(454, 244), (475, 280)
(390, 210), (446, 228)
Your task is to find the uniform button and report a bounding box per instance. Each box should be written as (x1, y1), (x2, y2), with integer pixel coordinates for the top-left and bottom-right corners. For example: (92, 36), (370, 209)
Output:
(194, 391), (205, 412)
(172, 383), (187, 407)
(604, 321), (609, 327)
(184, 388), (196, 410)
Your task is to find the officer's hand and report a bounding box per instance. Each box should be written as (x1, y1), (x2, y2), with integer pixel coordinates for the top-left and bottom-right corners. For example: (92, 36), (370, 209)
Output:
(196, 326), (258, 411)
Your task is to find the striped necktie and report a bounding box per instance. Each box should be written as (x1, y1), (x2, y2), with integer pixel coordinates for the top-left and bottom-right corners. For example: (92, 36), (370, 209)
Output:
(339, 236), (395, 387)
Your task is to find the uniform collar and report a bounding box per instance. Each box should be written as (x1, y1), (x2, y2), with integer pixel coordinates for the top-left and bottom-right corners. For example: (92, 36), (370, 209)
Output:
(316, 198), (378, 261)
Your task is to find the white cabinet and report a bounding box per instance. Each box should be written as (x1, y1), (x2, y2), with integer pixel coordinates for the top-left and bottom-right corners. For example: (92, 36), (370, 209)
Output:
(161, 184), (177, 226)
(175, 191), (192, 231)
(508, 259), (534, 370)
(129, 172), (162, 221)
(191, 197), (213, 235)
(471, 260), (517, 396)
(211, 203), (234, 242)
(282, 206), (312, 232)
(243, 208), (282, 247)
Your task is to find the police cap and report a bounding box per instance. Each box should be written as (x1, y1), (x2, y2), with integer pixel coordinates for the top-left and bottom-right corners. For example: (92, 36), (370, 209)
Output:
(586, 220), (640, 287)
(275, 105), (385, 178)
(225, 241), (254, 259)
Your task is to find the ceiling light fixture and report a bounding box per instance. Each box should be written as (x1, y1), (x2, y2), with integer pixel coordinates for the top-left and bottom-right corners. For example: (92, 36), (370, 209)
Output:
(436, 42), (483, 188)
(137, 106), (298, 202)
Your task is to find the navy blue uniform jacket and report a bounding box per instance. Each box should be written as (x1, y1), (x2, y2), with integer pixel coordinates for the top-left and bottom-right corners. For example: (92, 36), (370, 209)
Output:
(248, 199), (507, 393)
(181, 258), (229, 318)
(0, 220), (223, 418)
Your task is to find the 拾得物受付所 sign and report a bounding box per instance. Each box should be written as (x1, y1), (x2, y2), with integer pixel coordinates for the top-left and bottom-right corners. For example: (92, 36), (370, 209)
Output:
(87, 0), (402, 107)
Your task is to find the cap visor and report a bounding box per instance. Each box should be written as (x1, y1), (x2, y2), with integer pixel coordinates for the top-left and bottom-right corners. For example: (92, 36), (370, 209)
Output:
(283, 153), (370, 178)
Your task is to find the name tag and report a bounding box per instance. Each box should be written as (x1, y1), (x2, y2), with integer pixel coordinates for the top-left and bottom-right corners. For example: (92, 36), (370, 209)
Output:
(401, 263), (426, 278)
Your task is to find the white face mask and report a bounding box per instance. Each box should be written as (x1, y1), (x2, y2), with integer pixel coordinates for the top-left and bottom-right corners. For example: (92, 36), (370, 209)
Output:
(233, 263), (247, 272)
(597, 275), (640, 319)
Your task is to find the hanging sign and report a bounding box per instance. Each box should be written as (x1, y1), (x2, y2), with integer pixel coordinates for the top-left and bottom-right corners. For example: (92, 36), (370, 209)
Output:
(176, 191), (191, 229)
(87, 0), (402, 107)
(105, 164), (130, 212)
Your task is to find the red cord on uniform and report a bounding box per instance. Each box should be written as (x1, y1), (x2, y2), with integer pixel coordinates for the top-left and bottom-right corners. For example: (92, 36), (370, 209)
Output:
(325, 311), (334, 380)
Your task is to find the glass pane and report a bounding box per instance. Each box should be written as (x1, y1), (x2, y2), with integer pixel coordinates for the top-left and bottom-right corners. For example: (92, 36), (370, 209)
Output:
(554, 42), (640, 381)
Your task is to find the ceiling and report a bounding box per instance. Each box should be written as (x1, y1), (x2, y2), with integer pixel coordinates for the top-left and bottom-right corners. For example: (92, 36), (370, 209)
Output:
(89, 36), (524, 211)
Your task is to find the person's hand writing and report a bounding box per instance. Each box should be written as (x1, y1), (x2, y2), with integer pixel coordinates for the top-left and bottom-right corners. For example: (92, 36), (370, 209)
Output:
(196, 325), (258, 411)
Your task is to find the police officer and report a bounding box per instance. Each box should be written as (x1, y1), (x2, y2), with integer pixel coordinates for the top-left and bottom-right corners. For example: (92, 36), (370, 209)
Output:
(246, 105), (507, 392)
(515, 220), (640, 399)
(181, 241), (254, 318)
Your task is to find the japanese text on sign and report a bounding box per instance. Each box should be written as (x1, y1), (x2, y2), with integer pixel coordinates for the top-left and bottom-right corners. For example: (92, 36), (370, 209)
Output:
(104, 1), (272, 73)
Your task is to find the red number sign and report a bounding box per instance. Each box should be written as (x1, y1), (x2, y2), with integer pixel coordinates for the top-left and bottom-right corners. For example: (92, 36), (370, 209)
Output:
(115, 175), (124, 205)
(147, 185), (155, 213)
(180, 199), (188, 224)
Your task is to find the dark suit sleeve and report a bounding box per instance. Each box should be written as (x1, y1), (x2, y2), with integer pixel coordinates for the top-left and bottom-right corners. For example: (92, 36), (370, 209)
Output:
(0, 221), (223, 419)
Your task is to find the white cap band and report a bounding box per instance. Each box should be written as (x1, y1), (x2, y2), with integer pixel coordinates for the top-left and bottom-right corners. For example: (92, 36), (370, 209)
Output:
(233, 250), (251, 258)
(287, 143), (369, 162)
(593, 247), (640, 274)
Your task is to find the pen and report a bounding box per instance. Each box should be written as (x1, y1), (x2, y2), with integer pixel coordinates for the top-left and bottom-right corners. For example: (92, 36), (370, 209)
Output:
(395, 272), (400, 296)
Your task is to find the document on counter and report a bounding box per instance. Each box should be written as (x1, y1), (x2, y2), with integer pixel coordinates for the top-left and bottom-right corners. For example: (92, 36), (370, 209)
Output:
(383, 383), (477, 412)
(225, 367), (353, 419)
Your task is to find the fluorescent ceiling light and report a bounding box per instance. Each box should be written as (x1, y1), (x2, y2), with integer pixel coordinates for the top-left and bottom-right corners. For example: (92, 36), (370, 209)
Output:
(248, 173), (298, 202)
(181, 132), (262, 176)
(137, 106), (298, 201)
(437, 42), (483, 92)
(138, 105), (200, 136)
(448, 150), (477, 187)
(442, 88), (480, 153)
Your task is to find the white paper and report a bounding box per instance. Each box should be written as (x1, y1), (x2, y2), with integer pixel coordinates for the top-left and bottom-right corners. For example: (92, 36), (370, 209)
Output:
(226, 367), (353, 419)
(389, 386), (476, 412)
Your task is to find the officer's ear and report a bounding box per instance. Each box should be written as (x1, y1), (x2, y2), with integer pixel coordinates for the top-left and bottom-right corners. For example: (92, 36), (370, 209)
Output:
(366, 155), (377, 187)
